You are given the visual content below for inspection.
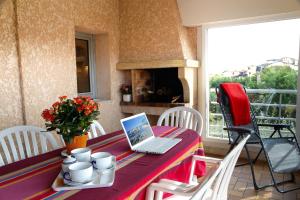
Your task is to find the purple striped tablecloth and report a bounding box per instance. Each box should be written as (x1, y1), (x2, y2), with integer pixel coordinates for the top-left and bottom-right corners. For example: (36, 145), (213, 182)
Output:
(0, 126), (205, 200)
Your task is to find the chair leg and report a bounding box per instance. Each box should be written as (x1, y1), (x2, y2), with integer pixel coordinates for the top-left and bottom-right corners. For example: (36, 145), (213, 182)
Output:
(227, 136), (251, 167)
(235, 147), (261, 167)
(227, 135), (241, 154)
(291, 173), (295, 182)
(226, 143), (235, 155)
(155, 191), (163, 200)
(252, 148), (262, 164)
(244, 145), (261, 190)
(268, 169), (296, 193)
(245, 145), (297, 193)
(146, 187), (155, 200)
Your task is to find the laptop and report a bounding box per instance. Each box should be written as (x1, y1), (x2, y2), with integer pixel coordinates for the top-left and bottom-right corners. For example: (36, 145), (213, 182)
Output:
(120, 113), (182, 154)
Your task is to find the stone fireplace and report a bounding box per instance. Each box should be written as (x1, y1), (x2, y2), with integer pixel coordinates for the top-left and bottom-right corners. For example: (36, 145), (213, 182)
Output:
(133, 68), (184, 103)
(117, 59), (199, 116)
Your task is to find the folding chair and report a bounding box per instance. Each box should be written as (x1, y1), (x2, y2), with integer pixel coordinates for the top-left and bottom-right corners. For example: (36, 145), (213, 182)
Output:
(216, 82), (300, 193)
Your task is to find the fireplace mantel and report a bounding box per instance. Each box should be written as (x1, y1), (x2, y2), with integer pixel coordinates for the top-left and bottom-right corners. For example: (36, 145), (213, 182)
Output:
(117, 59), (199, 70)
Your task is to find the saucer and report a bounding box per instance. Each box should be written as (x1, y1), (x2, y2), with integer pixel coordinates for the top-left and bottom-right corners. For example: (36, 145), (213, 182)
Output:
(94, 164), (114, 174)
(64, 178), (94, 186)
(61, 150), (69, 157)
(63, 171), (97, 186)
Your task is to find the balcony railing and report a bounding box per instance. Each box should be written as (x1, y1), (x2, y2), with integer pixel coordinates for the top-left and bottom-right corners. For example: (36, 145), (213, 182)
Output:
(209, 88), (297, 139)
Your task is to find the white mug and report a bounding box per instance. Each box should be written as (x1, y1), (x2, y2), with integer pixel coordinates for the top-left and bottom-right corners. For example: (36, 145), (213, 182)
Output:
(91, 152), (113, 170)
(71, 148), (91, 162)
(63, 162), (93, 183)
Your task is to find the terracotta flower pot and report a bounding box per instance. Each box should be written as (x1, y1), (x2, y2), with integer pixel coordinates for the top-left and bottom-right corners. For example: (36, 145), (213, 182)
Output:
(65, 133), (88, 154)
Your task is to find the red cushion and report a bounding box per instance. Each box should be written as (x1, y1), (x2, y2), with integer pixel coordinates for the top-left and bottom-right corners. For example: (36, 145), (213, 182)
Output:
(220, 83), (251, 126)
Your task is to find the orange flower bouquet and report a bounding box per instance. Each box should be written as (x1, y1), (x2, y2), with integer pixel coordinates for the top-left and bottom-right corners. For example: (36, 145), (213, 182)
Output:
(42, 96), (100, 145)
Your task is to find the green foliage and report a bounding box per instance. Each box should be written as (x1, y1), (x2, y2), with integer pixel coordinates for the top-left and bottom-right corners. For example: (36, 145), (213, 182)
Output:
(209, 65), (298, 138)
(258, 65), (297, 89)
(210, 65), (297, 90)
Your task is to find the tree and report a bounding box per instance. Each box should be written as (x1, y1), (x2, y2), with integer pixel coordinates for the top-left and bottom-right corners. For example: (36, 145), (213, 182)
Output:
(258, 65), (297, 89)
(209, 65), (297, 90)
(209, 65), (298, 132)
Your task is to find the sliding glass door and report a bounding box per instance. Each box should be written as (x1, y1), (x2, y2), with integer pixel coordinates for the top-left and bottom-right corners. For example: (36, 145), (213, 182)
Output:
(204, 18), (300, 139)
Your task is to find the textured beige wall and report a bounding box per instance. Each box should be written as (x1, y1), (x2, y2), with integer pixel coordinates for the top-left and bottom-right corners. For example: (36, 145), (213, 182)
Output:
(119, 0), (197, 62)
(74, 0), (124, 132)
(0, 0), (194, 132)
(0, 0), (125, 133)
(0, 0), (23, 129)
(17, 0), (77, 126)
(73, 0), (125, 132)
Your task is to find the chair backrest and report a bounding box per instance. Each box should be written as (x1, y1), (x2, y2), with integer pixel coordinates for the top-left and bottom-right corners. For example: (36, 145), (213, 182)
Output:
(191, 135), (250, 200)
(216, 85), (260, 142)
(157, 106), (203, 135)
(88, 120), (106, 139)
(0, 125), (59, 166)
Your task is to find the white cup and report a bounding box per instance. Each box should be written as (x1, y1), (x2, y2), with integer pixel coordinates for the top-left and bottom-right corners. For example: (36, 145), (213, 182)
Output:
(91, 152), (113, 170)
(71, 148), (91, 162)
(64, 162), (93, 183)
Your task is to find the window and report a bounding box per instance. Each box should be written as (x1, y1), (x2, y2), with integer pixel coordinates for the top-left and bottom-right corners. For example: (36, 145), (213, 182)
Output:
(203, 18), (300, 139)
(75, 32), (96, 97)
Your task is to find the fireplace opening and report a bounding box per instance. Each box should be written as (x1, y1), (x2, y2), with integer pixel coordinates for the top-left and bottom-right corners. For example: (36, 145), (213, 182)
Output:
(136, 68), (184, 103)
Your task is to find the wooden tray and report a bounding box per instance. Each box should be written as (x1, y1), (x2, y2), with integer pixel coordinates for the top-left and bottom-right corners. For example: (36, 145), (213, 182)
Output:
(52, 157), (116, 191)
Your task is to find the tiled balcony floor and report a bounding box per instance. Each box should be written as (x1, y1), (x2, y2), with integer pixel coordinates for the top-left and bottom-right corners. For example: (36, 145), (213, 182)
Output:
(205, 157), (300, 200)
(229, 162), (300, 200)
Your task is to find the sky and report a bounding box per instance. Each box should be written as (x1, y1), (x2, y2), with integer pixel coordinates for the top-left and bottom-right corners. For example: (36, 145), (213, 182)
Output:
(122, 114), (148, 132)
(207, 18), (300, 75)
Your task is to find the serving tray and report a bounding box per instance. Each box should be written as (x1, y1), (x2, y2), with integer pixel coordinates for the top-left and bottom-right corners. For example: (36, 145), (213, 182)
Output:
(52, 157), (116, 191)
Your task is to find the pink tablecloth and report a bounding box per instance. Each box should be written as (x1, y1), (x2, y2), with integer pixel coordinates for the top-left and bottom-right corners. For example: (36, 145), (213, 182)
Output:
(0, 126), (205, 200)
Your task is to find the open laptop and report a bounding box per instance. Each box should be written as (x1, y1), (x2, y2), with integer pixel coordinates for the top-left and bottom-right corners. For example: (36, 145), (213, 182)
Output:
(120, 113), (181, 154)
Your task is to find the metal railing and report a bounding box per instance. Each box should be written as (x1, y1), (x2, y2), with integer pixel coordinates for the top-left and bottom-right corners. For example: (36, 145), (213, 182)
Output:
(209, 88), (297, 138)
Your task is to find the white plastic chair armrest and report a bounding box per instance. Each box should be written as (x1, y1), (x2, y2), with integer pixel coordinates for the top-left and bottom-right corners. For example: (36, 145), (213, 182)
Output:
(192, 155), (222, 164)
(146, 182), (193, 200)
(189, 155), (222, 184)
(160, 179), (197, 187)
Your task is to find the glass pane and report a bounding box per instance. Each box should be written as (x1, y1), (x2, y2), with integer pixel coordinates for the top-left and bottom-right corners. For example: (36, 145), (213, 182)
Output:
(75, 38), (91, 93)
(207, 18), (300, 139)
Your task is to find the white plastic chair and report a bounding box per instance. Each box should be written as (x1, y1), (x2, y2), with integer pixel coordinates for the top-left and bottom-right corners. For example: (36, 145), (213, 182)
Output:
(157, 106), (203, 135)
(146, 135), (250, 200)
(0, 125), (60, 166)
(88, 120), (106, 139)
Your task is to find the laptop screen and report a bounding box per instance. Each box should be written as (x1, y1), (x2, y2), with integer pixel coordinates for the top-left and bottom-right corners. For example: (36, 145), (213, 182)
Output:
(120, 113), (154, 147)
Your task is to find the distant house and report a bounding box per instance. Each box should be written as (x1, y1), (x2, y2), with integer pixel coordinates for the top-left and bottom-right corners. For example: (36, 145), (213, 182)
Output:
(222, 57), (298, 77)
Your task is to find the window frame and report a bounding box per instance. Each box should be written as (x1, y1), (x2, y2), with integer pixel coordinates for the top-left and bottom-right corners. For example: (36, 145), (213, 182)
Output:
(198, 12), (300, 144)
(75, 32), (97, 98)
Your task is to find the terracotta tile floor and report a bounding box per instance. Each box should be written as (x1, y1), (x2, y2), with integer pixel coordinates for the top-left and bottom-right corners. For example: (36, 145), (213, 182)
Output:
(205, 157), (300, 200)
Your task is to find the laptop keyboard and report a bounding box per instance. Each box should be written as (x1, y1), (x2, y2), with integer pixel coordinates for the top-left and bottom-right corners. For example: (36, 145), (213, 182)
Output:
(135, 137), (180, 154)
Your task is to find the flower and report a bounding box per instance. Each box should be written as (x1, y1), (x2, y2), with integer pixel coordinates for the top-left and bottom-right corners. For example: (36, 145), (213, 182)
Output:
(59, 96), (67, 101)
(73, 97), (83, 105)
(41, 109), (55, 122)
(52, 101), (60, 109)
(120, 84), (132, 94)
(41, 96), (100, 143)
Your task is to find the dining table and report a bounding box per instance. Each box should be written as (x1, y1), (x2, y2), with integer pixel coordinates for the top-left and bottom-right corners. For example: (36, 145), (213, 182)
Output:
(0, 126), (206, 200)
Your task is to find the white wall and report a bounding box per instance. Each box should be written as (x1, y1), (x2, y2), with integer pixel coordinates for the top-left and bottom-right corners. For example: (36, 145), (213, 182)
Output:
(177, 0), (300, 26)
